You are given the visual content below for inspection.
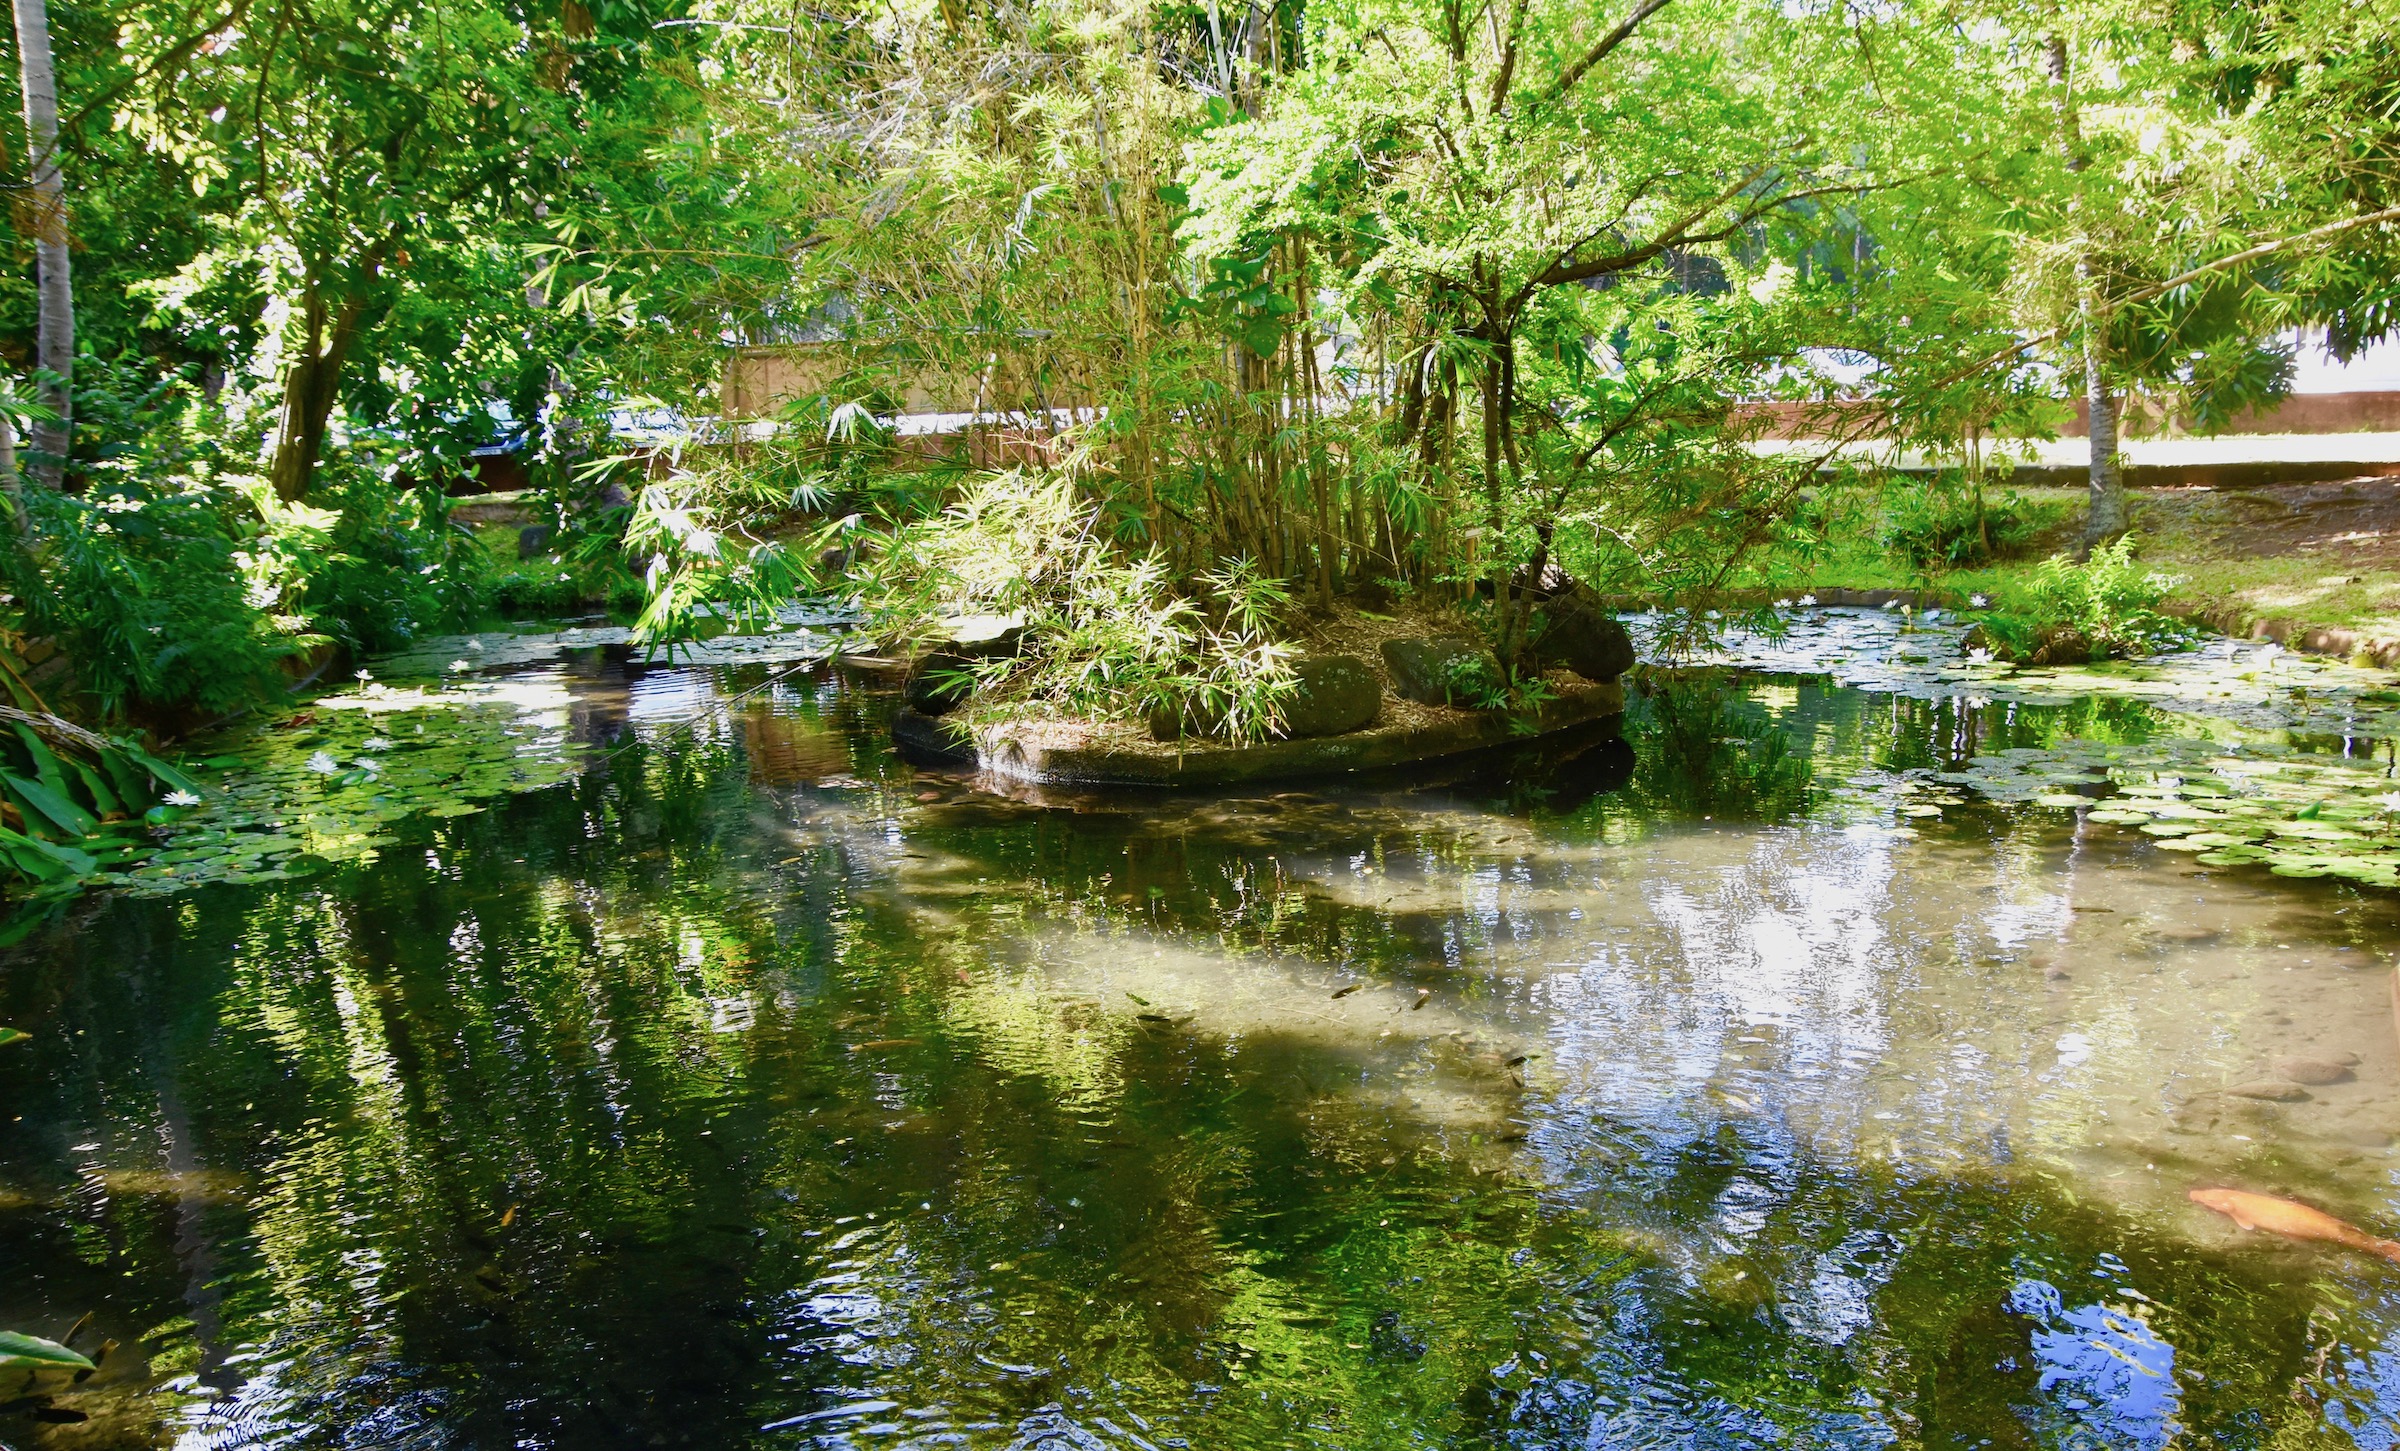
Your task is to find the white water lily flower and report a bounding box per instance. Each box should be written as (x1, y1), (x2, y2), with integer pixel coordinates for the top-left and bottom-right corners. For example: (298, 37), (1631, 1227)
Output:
(1882, 599), (1899, 611)
(363, 737), (392, 750)
(354, 669), (373, 683)
(1798, 594), (1817, 607)
(306, 751), (340, 775)
(1967, 648), (1994, 666)
(465, 638), (485, 652)
(2380, 792), (2400, 813)
(1774, 598), (1792, 608)
(1969, 593), (1990, 608)
(163, 789), (201, 807)
(355, 758), (382, 776)
(1922, 608), (1941, 621)
(448, 659), (473, 673)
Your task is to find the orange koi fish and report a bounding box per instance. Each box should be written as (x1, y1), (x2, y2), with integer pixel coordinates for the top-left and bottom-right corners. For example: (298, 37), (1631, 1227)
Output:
(2190, 1188), (2400, 1264)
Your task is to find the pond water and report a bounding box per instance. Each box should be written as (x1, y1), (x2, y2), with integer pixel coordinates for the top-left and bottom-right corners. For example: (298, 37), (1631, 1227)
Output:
(8, 613), (2400, 1448)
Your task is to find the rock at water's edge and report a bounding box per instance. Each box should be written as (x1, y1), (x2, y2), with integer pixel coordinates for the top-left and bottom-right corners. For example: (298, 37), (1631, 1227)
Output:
(902, 618), (1026, 716)
(1381, 636), (1498, 707)
(1534, 599), (1635, 682)
(1281, 654), (1383, 737)
(1150, 652), (1383, 741)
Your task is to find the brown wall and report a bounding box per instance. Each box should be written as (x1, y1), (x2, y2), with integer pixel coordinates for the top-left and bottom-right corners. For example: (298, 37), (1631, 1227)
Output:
(1748, 390), (2400, 442)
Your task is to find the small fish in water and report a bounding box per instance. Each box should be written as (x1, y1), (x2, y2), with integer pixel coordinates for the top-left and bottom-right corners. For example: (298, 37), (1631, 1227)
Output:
(1330, 984), (1361, 1000)
(849, 1038), (921, 1052)
(1411, 988), (1432, 1010)
(2189, 1188), (2400, 1263)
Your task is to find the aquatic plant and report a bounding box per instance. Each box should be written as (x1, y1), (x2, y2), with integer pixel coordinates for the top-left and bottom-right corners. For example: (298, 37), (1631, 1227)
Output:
(117, 678), (582, 892)
(1941, 739), (2400, 886)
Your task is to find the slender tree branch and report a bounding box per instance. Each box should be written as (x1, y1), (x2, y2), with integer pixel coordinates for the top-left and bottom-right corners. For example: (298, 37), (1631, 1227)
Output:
(1549, 0), (1676, 100)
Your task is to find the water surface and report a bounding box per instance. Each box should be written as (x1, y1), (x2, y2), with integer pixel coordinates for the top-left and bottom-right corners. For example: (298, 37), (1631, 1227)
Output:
(6, 633), (2400, 1448)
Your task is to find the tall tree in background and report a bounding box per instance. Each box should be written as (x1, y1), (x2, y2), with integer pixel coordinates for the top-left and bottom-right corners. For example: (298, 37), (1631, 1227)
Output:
(1182, 0), (2013, 665)
(11, 0), (67, 489)
(116, 0), (605, 500)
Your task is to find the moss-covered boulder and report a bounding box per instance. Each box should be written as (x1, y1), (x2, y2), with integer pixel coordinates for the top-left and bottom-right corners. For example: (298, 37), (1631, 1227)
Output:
(1533, 597), (1635, 682)
(1280, 654), (1383, 737)
(1380, 635), (1498, 707)
(1148, 653), (1384, 742)
(901, 616), (1024, 716)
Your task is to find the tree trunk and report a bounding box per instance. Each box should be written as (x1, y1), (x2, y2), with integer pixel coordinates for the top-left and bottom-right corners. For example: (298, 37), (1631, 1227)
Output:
(2081, 311), (2127, 546)
(2046, 33), (2126, 549)
(12, 0), (70, 490)
(269, 284), (370, 501)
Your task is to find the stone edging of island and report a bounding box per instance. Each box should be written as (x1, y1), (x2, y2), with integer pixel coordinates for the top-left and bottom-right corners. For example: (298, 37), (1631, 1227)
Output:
(894, 679), (1627, 788)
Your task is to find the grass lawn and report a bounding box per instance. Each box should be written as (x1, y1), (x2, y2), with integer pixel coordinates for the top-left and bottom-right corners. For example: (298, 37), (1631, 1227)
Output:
(1733, 475), (2400, 642)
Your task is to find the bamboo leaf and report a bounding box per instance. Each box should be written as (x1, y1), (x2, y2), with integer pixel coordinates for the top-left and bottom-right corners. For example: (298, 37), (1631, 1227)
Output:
(0, 1332), (93, 1372)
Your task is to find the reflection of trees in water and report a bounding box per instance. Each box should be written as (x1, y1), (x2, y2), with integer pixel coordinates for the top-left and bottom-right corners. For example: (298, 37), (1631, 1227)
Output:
(1867, 689), (2167, 777)
(1608, 672), (2180, 828)
(1618, 671), (1819, 823)
(0, 703), (2366, 1447)
(741, 710), (851, 786)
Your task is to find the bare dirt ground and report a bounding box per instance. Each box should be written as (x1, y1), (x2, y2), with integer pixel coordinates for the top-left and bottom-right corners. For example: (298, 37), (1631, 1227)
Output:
(2138, 477), (2400, 569)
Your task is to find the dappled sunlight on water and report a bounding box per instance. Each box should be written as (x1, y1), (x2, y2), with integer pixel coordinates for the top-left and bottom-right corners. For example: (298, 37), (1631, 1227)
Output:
(4, 640), (2400, 1446)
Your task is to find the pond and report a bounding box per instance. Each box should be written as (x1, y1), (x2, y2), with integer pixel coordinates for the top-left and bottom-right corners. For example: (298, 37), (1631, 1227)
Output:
(5, 610), (2400, 1448)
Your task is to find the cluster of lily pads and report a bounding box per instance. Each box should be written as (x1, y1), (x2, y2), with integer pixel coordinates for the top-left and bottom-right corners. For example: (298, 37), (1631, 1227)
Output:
(1661, 609), (2400, 888)
(369, 601), (859, 678)
(1631, 605), (2400, 739)
(1933, 738), (2400, 886)
(115, 677), (583, 892)
(97, 612), (863, 894)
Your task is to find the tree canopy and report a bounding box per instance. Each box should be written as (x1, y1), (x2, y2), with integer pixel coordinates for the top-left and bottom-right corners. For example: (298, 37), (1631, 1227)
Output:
(0, 0), (2393, 723)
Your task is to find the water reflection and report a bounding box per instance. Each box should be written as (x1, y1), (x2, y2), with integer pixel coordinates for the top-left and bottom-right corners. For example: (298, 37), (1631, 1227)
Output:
(0, 664), (2396, 1446)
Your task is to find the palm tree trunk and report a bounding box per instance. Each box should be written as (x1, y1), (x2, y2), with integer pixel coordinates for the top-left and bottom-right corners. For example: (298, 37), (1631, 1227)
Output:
(2047, 32), (2127, 548)
(2080, 304), (2127, 545)
(12, 0), (70, 489)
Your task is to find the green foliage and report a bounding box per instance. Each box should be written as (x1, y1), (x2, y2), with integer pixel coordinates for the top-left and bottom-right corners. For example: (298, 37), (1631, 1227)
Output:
(885, 472), (1301, 745)
(0, 1331), (92, 1373)
(11, 481), (316, 720)
(1876, 484), (2063, 571)
(1965, 536), (2190, 664)
(0, 705), (199, 895)
(285, 469), (486, 655)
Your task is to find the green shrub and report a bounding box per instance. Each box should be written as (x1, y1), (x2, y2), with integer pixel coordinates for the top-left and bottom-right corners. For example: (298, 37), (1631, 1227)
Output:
(10, 481), (313, 720)
(1964, 535), (2190, 664)
(876, 471), (1300, 743)
(1877, 484), (2059, 570)
(289, 468), (487, 654)
(631, 467), (1302, 742)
